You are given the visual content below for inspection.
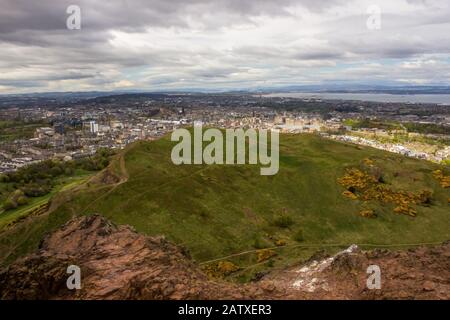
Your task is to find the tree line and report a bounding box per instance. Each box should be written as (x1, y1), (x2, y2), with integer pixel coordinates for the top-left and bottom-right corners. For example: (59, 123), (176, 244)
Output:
(0, 148), (115, 211)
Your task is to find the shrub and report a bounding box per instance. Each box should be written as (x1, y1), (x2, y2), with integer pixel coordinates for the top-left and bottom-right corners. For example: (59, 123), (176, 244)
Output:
(203, 261), (240, 278)
(2, 189), (28, 211)
(256, 249), (276, 263)
(16, 195), (29, 206)
(3, 198), (17, 211)
(416, 190), (433, 205)
(217, 261), (240, 275)
(22, 183), (51, 197)
(359, 209), (377, 218)
(253, 236), (268, 249)
(293, 229), (304, 242)
(273, 214), (294, 228)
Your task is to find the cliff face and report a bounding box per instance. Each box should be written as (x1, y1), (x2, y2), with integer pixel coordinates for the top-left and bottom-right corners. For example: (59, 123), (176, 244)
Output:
(0, 215), (255, 300)
(0, 215), (449, 300)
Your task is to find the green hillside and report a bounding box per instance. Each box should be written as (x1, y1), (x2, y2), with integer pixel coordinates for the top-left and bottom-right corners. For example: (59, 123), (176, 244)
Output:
(1, 133), (449, 280)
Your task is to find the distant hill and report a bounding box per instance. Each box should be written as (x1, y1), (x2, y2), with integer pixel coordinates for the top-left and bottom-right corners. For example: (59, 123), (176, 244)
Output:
(1, 133), (449, 280)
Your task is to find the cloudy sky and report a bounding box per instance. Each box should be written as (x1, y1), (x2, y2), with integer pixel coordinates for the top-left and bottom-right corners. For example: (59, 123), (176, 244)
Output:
(1, 0), (450, 93)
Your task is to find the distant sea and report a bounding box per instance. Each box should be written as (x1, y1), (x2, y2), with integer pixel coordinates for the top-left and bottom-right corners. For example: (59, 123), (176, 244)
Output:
(265, 92), (450, 105)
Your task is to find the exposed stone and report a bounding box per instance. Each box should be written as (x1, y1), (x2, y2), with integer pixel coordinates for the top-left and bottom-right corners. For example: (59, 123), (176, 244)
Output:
(423, 281), (437, 291)
(0, 215), (449, 300)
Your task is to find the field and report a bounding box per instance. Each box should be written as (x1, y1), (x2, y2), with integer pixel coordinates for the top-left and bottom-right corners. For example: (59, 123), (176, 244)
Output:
(0, 173), (95, 265)
(0, 133), (449, 280)
(0, 120), (46, 141)
(0, 173), (94, 230)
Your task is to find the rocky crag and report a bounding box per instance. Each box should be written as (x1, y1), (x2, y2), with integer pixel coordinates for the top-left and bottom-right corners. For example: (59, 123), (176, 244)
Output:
(1, 215), (448, 300)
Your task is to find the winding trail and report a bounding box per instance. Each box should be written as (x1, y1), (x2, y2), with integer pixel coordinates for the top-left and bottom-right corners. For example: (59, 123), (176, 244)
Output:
(199, 241), (445, 266)
(81, 146), (130, 213)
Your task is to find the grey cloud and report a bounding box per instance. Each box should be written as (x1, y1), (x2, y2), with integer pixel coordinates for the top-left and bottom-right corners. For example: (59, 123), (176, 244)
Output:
(0, 0), (450, 92)
(0, 0), (342, 36)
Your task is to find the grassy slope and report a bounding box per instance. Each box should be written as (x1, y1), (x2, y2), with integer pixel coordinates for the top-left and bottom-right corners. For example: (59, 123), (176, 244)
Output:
(0, 173), (95, 265)
(1, 133), (449, 278)
(0, 173), (93, 230)
(0, 121), (45, 141)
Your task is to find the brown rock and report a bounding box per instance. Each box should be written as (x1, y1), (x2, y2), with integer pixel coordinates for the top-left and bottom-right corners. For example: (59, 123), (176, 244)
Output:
(1, 215), (449, 300)
(423, 281), (437, 291)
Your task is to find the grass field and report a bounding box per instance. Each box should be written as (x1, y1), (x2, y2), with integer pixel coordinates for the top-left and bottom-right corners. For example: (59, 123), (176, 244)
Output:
(0, 133), (449, 280)
(0, 120), (46, 142)
(0, 173), (95, 265)
(0, 173), (94, 230)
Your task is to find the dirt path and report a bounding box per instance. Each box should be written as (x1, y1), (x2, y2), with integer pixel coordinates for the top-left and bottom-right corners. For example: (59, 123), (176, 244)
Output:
(81, 148), (130, 213)
(199, 241), (445, 266)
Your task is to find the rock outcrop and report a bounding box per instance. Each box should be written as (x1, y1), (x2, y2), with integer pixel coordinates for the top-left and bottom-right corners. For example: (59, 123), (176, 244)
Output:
(0, 215), (448, 300)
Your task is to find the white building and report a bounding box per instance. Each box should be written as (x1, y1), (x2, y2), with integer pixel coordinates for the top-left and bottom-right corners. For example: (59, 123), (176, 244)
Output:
(89, 121), (99, 134)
